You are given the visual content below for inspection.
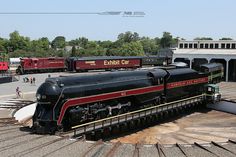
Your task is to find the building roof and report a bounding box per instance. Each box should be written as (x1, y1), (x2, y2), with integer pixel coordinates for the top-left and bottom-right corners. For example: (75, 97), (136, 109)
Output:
(174, 49), (236, 55)
(179, 40), (236, 43)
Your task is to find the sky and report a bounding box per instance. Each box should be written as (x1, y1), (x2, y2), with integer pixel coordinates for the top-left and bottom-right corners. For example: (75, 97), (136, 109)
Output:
(0, 0), (236, 41)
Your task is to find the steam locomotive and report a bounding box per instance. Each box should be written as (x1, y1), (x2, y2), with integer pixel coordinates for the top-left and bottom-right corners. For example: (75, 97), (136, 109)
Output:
(33, 65), (222, 134)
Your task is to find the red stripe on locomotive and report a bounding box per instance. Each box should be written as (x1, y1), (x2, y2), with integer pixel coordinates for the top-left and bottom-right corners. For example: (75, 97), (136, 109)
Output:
(56, 85), (164, 125)
(167, 77), (209, 89)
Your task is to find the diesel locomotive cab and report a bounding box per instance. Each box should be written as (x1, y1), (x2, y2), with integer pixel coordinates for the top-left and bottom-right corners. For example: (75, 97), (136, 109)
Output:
(205, 84), (221, 103)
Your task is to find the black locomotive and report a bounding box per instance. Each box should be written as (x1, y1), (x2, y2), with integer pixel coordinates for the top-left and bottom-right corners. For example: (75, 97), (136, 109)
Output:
(33, 65), (219, 134)
(199, 63), (224, 83)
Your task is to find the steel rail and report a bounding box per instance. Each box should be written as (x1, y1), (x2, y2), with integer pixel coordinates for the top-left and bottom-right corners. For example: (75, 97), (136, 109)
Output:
(8, 136), (69, 157)
(176, 143), (189, 157)
(194, 142), (220, 157)
(105, 141), (121, 157)
(155, 143), (167, 157)
(81, 139), (103, 157)
(211, 141), (236, 156)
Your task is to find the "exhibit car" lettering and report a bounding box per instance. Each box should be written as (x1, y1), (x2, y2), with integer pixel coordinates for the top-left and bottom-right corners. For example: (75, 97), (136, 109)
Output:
(104, 60), (130, 65)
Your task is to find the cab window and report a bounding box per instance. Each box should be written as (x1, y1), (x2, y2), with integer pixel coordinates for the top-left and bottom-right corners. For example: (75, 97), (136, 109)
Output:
(208, 87), (212, 92)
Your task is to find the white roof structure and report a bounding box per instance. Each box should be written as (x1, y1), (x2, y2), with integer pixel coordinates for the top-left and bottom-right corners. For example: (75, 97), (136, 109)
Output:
(173, 49), (236, 61)
(173, 40), (236, 82)
(174, 49), (236, 55)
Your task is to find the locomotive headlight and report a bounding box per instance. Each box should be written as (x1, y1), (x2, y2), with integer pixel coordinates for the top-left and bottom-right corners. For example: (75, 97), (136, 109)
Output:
(42, 95), (47, 99)
(36, 94), (41, 100)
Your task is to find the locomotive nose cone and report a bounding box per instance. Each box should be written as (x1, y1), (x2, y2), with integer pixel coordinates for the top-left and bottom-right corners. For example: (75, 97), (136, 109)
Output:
(36, 81), (61, 105)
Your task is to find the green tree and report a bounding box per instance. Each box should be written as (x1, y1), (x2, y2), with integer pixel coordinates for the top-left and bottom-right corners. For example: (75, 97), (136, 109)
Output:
(140, 37), (159, 54)
(9, 31), (30, 51)
(118, 31), (140, 43)
(78, 37), (88, 48)
(117, 41), (144, 56)
(98, 40), (112, 49)
(160, 32), (173, 48)
(68, 37), (89, 49)
(68, 39), (79, 46)
(30, 37), (50, 52)
(51, 36), (66, 49)
(219, 37), (233, 40)
(71, 46), (77, 57)
(0, 38), (7, 52)
(39, 37), (50, 50)
(194, 37), (213, 40)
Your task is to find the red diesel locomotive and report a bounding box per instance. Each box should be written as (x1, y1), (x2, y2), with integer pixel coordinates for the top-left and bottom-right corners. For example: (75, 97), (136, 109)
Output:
(0, 53), (8, 73)
(16, 57), (66, 74)
(0, 61), (8, 73)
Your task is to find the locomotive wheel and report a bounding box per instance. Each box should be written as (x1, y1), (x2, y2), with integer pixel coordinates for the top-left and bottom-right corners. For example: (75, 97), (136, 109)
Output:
(95, 111), (107, 120)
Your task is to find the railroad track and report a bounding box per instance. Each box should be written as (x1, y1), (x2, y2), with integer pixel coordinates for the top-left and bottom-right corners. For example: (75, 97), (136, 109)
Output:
(0, 95), (235, 156)
(0, 99), (35, 109)
(0, 119), (236, 157)
(0, 117), (18, 127)
(74, 139), (236, 157)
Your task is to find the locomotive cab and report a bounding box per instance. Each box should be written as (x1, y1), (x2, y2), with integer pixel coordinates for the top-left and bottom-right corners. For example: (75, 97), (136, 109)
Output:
(205, 84), (221, 103)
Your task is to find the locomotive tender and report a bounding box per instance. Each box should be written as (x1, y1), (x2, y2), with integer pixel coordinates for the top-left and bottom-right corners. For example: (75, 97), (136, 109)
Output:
(33, 65), (221, 134)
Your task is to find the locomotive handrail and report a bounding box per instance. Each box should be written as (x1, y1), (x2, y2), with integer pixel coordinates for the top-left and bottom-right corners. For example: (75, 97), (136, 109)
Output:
(72, 94), (205, 130)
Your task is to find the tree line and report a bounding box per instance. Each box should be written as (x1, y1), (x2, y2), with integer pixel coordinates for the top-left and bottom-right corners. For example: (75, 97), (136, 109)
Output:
(0, 31), (179, 58)
(1, 31), (232, 58)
